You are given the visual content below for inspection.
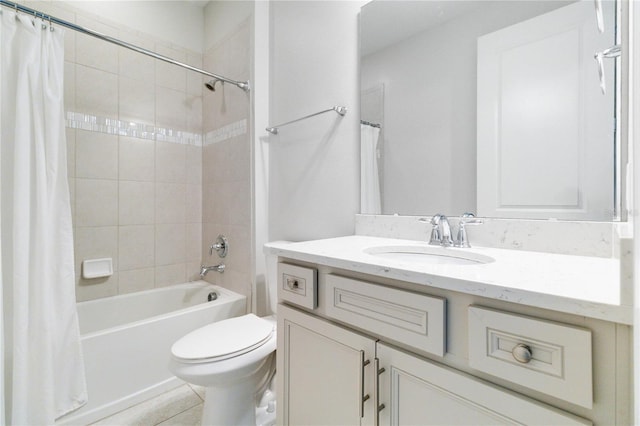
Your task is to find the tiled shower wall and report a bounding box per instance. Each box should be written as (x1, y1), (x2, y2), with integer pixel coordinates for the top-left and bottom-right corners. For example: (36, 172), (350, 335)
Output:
(201, 17), (252, 307)
(41, 2), (205, 301)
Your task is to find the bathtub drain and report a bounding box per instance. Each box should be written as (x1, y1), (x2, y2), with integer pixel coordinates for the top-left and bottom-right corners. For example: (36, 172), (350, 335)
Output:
(207, 291), (218, 302)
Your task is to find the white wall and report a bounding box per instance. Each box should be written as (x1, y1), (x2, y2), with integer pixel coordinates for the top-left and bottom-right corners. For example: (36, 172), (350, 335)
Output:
(204, 1), (254, 50)
(252, 1), (271, 314)
(268, 0), (366, 242)
(69, 1), (205, 52)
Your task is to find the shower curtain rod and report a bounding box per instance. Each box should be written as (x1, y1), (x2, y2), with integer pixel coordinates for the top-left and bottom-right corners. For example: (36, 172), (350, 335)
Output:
(360, 120), (381, 128)
(0, 0), (250, 92)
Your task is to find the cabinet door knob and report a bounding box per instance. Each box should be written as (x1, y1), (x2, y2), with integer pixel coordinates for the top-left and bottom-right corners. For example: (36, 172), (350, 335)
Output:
(512, 343), (533, 363)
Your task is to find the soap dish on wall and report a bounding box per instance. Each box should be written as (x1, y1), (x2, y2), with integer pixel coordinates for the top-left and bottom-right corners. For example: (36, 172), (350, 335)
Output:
(82, 258), (113, 279)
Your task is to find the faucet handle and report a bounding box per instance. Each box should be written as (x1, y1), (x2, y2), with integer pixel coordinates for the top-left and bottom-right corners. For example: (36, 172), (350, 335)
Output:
(209, 234), (229, 258)
(454, 213), (483, 248)
(426, 214), (444, 245)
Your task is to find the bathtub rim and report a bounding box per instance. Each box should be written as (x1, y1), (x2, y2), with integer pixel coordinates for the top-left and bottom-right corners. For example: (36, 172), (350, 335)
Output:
(78, 282), (247, 339)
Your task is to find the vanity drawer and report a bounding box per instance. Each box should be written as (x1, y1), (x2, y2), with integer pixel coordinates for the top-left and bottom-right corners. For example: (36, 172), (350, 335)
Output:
(468, 306), (592, 409)
(278, 263), (317, 310)
(324, 274), (446, 357)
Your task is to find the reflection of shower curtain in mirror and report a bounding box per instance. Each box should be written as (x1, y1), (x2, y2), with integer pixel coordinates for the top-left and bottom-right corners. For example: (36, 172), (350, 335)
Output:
(361, 124), (382, 214)
(361, 84), (384, 214)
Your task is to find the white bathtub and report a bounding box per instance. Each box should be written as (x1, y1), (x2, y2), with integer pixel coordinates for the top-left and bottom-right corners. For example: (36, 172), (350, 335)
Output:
(57, 281), (247, 425)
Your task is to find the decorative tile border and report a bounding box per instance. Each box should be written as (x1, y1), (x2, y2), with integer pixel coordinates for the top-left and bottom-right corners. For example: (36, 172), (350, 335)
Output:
(65, 111), (203, 146)
(204, 119), (247, 146)
(65, 112), (248, 147)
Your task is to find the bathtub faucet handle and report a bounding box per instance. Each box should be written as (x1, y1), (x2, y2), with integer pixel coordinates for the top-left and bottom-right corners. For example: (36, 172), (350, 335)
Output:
(209, 235), (229, 258)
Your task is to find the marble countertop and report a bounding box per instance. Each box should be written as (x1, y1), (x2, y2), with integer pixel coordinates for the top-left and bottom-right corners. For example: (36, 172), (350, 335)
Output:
(265, 235), (631, 324)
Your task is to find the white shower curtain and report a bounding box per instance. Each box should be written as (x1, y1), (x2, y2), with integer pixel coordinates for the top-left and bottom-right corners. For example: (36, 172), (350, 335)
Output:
(360, 124), (382, 214)
(1, 10), (87, 424)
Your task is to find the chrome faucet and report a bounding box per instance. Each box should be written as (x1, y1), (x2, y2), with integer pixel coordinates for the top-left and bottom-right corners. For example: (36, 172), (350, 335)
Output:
(454, 213), (483, 248)
(200, 264), (225, 277)
(428, 214), (454, 247)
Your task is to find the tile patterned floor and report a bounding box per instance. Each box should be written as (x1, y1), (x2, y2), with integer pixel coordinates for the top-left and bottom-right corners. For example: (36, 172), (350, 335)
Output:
(90, 384), (204, 426)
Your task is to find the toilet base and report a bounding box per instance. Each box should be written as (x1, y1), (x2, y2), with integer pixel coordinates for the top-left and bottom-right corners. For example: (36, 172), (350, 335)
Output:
(200, 353), (275, 426)
(202, 380), (256, 425)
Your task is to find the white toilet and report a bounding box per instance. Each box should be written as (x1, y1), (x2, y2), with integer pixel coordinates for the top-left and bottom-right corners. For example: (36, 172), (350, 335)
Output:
(169, 254), (280, 426)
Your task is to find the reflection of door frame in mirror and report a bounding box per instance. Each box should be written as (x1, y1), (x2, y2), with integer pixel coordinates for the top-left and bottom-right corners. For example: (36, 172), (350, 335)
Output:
(477, 0), (619, 221)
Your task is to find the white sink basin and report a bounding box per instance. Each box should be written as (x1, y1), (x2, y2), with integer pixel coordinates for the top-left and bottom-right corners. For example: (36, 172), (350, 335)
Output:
(364, 245), (494, 266)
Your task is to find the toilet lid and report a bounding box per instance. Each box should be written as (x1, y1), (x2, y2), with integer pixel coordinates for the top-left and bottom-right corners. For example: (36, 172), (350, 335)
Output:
(171, 314), (274, 362)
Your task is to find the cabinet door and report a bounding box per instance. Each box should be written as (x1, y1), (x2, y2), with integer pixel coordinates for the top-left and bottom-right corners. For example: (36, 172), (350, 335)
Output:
(277, 304), (376, 426)
(377, 343), (591, 426)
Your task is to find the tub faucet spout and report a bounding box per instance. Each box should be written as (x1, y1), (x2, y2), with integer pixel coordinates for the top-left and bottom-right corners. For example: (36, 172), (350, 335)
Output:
(200, 264), (225, 277)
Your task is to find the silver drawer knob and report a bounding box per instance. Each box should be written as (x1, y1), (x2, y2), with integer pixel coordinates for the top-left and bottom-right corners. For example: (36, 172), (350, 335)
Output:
(511, 344), (532, 363)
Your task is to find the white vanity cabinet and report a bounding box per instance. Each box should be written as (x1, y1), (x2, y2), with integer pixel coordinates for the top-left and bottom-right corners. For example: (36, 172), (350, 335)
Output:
(277, 303), (376, 425)
(376, 343), (589, 425)
(275, 260), (629, 426)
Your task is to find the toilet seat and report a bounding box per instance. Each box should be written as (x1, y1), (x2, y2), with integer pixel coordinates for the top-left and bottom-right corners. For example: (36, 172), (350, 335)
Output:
(171, 314), (275, 364)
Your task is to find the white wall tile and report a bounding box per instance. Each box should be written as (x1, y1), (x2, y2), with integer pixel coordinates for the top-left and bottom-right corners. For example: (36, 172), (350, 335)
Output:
(75, 130), (118, 179)
(118, 33), (155, 82)
(156, 141), (186, 183)
(119, 268), (155, 294)
(75, 179), (118, 227)
(185, 223), (202, 263)
(186, 95), (203, 134)
(216, 179), (249, 226)
(75, 16), (119, 73)
(66, 128), (76, 178)
(119, 137), (155, 182)
(187, 67), (204, 97)
(155, 224), (186, 265)
(156, 86), (187, 131)
(155, 263), (187, 288)
(64, 61), (76, 112)
(185, 184), (202, 224)
(156, 183), (186, 224)
(185, 262), (202, 282)
(119, 181), (155, 225)
(75, 65), (118, 118)
(155, 45), (187, 92)
(202, 145), (216, 184)
(119, 76), (155, 125)
(68, 177), (76, 226)
(76, 273), (119, 302)
(119, 225), (155, 270)
(202, 185), (216, 223)
(185, 145), (202, 185)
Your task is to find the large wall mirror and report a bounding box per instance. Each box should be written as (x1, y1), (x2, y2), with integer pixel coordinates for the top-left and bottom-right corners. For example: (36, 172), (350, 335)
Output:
(360, 0), (623, 221)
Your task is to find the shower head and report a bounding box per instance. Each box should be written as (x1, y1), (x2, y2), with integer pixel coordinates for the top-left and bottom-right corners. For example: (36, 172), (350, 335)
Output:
(205, 79), (223, 92)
